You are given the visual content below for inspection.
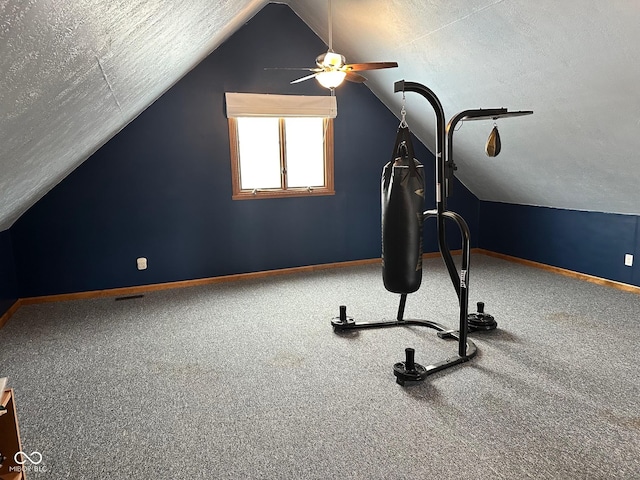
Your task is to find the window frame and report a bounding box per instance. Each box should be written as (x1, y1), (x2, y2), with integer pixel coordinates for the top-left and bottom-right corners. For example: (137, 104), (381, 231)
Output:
(228, 116), (335, 200)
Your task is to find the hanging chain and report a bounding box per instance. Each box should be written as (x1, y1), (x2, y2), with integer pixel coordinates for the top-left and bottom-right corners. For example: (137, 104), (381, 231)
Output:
(399, 91), (408, 127)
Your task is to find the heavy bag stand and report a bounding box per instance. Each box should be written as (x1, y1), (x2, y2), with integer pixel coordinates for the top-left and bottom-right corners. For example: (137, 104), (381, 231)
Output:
(332, 80), (532, 385)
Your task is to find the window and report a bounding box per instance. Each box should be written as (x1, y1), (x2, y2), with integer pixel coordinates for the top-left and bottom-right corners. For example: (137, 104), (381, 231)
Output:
(226, 93), (336, 200)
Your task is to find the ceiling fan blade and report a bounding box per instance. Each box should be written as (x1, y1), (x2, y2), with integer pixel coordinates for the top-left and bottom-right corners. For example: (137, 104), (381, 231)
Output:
(344, 62), (398, 72)
(290, 73), (319, 84)
(265, 67), (322, 72)
(345, 71), (367, 83)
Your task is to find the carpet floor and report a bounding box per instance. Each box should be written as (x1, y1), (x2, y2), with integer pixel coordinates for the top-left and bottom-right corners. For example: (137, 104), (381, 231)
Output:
(1, 253), (639, 479)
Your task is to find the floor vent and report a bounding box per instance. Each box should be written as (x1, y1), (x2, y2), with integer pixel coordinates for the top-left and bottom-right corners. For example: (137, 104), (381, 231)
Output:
(115, 294), (145, 301)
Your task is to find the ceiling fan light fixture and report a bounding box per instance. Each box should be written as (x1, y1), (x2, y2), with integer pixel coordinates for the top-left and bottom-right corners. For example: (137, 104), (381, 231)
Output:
(316, 70), (346, 89)
(275, 0), (396, 88)
(319, 51), (345, 68)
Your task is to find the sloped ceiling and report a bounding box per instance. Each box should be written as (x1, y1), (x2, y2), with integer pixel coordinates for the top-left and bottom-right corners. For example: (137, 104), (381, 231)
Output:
(2, 1), (640, 231)
(0, 0), (269, 231)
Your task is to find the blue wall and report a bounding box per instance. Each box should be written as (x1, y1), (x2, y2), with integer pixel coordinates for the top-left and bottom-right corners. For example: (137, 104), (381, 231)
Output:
(10, 4), (479, 297)
(5, 3), (636, 301)
(0, 230), (19, 315)
(479, 201), (640, 286)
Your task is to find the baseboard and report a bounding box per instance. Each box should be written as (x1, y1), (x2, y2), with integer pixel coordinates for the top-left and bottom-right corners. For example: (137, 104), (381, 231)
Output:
(476, 249), (640, 295)
(0, 299), (22, 330)
(18, 252), (455, 307)
(2, 248), (636, 330)
(18, 258), (384, 306)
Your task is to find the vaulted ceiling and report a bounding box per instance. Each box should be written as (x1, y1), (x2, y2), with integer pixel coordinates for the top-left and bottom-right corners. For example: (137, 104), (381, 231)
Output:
(2, 0), (639, 231)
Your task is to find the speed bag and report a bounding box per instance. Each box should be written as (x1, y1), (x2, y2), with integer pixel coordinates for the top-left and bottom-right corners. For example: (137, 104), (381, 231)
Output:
(381, 154), (425, 294)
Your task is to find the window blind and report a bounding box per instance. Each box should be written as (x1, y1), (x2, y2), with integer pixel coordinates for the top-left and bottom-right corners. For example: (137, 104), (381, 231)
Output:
(225, 93), (337, 118)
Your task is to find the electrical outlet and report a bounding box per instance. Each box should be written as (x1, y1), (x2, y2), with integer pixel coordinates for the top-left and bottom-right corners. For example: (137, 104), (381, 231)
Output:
(137, 257), (148, 270)
(624, 254), (633, 267)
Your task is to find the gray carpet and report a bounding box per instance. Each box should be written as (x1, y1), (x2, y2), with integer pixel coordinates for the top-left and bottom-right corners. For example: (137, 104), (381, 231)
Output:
(1, 254), (639, 479)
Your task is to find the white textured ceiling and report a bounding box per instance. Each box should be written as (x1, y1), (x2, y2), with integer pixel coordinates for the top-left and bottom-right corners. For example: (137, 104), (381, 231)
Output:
(287, 0), (640, 215)
(2, 0), (640, 231)
(0, 0), (269, 231)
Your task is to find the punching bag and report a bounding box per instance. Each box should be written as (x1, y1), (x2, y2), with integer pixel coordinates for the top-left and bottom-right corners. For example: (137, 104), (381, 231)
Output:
(381, 126), (425, 294)
(485, 125), (501, 157)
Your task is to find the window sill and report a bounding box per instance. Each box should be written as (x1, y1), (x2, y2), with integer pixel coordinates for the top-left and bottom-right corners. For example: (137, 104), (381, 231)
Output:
(232, 189), (335, 200)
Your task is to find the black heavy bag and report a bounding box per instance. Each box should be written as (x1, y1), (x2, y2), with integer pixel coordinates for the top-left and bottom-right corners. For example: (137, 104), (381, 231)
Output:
(381, 126), (425, 294)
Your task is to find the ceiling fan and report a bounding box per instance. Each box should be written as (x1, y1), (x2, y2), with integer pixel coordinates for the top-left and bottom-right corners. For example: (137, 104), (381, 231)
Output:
(284, 0), (398, 89)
